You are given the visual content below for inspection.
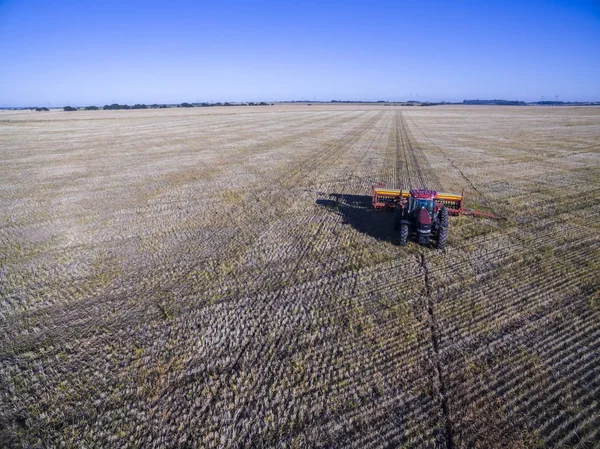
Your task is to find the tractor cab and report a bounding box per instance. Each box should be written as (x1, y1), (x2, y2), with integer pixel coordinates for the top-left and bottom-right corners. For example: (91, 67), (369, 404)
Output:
(392, 189), (448, 248)
(408, 197), (435, 216)
(408, 190), (437, 219)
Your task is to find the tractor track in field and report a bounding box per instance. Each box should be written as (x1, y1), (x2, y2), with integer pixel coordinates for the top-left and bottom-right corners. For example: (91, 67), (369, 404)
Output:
(399, 111), (423, 188)
(390, 110), (455, 448)
(394, 112), (442, 191)
(421, 253), (455, 449)
(393, 109), (455, 448)
(393, 110), (412, 188)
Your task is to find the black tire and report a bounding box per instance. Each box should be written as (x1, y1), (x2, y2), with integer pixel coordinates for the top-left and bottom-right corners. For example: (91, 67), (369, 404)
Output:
(399, 224), (408, 246)
(439, 207), (449, 228)
(437, 226), (447, 250)
(393, 204), (402, 232)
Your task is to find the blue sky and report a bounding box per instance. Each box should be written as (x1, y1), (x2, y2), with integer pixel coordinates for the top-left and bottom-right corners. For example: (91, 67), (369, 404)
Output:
(0, 0), (599, 106)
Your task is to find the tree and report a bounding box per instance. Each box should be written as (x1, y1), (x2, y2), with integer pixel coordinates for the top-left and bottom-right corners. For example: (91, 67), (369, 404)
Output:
(103, 103), (132, 110)
(63, 106), (77, 111)
(85, 106), (99, 110)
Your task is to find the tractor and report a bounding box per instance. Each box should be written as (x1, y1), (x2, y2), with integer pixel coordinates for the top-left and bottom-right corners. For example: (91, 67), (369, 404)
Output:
(393, 189), (448, 248)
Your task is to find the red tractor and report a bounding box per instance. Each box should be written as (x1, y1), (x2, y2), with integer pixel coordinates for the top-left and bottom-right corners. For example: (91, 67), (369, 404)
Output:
(393, 189), (448, 248)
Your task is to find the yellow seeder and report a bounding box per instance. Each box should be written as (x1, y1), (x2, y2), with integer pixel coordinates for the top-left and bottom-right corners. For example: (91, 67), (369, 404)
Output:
(372, 183), (463, 214)
(372, 183), (499, 218)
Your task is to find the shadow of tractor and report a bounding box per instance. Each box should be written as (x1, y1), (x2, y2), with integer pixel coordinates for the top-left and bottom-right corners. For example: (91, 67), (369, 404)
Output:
(316, 193), (397, 243)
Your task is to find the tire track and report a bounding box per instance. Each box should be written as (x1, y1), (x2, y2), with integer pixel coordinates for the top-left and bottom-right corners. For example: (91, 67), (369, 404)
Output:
(392, 110), (411, 188)
(421, 253), (455, 449)
(392, 110), (453, 447)
(393, 112), (442, 190)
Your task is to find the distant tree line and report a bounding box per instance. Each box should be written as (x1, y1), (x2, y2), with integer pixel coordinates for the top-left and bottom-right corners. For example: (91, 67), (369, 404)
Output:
(530, 101), (600, 106)
(103, 103), (152, 110)
(463, 99), (527, 106)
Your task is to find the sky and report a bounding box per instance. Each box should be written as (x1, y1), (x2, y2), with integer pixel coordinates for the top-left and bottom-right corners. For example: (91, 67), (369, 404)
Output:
(0, 0), (599, 106)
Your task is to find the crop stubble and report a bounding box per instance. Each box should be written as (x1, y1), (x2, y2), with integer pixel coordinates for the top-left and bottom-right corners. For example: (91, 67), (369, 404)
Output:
(1, 105), (599, 448)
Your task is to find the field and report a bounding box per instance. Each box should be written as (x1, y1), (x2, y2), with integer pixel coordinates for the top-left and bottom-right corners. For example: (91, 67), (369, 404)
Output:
(1, 105), (599, 448)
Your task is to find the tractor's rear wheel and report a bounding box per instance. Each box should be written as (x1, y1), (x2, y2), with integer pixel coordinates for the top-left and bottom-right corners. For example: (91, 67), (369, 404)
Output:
(439, 207), (449, 228)
(437, 226), (447, 250)
(393, 204), (402, 232)
(399, 224), (408, 246)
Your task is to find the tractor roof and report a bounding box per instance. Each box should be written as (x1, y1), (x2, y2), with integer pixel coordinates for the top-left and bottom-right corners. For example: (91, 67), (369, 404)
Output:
(410, 189), (437, 199)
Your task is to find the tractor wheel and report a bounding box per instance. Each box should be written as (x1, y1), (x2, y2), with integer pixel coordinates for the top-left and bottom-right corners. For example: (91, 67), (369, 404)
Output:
(393, 204), (402, 232)
(439, 207), (449, 228)
(399, 224), (408, 246)
(437, 226), (448, 250)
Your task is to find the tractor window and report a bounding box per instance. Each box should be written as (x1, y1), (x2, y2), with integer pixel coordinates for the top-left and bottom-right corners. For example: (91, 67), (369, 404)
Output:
(410, 198), (434, 214)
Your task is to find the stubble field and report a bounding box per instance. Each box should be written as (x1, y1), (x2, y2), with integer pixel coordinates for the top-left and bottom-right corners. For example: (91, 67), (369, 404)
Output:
(1, 105), (599, 448)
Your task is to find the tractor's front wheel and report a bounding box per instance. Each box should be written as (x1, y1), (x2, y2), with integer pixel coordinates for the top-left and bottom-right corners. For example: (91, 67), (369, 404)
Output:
(399, 224), (408, 246)
(437, 226), (447, 250)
